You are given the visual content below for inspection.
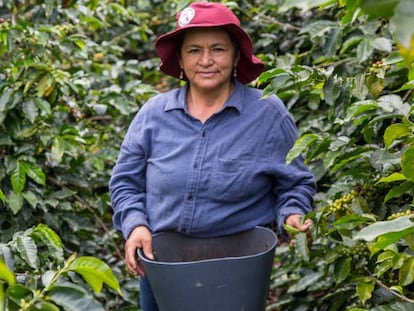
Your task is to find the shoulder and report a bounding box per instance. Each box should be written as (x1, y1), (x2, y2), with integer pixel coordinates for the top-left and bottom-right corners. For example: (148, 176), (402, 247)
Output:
(133, 88), (183, 121)
(142, 88), (180, 110)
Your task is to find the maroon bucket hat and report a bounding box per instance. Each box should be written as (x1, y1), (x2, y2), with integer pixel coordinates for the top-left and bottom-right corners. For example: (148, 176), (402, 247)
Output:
(155, 2), (264, 84)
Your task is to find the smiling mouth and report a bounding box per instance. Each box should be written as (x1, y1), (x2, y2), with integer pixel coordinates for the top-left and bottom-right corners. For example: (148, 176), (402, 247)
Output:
(198, 71), (217, 76)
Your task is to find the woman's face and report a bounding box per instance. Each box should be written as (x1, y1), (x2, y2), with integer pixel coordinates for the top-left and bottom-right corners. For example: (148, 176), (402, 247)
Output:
(179, 27), (239, 92)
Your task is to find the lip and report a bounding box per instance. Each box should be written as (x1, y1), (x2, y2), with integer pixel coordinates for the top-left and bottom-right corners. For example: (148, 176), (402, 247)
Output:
(197, 71), (217, 77)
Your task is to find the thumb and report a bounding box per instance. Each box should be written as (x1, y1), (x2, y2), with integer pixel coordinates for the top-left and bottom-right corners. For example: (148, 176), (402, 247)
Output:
(302, 219), (313, 230)
(142, 238), (154, 260)
(296, 218), (313, 232)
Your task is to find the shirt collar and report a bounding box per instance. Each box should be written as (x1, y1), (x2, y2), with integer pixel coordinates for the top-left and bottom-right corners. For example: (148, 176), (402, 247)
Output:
(164, 80), (244, 113)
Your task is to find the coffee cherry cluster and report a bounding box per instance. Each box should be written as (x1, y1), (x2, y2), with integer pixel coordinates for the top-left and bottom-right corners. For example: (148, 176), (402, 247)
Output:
(387, 209), (412, 220)
(340, 241), (369, 259)
(327, 189), (359, 213)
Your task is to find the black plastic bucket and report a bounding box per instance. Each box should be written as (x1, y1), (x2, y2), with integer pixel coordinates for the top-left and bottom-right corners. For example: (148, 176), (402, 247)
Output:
(138, 226), (277, 311)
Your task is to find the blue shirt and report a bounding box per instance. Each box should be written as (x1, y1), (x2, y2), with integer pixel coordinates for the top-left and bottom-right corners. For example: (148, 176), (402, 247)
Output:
(109, 81), (315, 239)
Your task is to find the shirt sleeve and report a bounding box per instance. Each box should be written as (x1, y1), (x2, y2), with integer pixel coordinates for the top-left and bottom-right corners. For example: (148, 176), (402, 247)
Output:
(270, 110), (316, 235)
(109, 110), (150, 239)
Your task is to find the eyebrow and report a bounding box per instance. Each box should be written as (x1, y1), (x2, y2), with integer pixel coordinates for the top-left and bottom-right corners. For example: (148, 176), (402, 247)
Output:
(184, 42), (228, 48)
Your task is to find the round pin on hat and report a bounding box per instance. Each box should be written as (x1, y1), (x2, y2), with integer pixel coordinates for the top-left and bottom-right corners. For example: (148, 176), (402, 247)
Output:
(178, 6), (195, 26)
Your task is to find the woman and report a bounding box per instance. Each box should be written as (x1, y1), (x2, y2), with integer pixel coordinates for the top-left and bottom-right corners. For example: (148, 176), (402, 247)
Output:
(109, 2), (316, 310)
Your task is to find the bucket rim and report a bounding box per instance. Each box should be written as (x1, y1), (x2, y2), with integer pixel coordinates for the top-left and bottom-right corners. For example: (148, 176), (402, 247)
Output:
(137, 226), (277, 266)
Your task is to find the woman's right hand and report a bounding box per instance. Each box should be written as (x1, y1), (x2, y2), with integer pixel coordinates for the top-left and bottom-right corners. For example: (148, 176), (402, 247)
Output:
(124, 225), (154, 276)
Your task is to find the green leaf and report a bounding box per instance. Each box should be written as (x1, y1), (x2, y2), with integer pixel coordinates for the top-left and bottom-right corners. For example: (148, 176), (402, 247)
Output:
(287, 272), (324, 293)
(0, 88), (13, 124)
(374, 258), (393, 277)
(11, 162), (26, 193)
(377, 172), (407, 184)
(354, 216), (414, 242)
(69, 256), (122, 295)
(34, 97), (52, 115)
(331, 214), (376, 231)
(282, 224), (301, 235)
(286, 133), (320, 164)
(279, 0), (335, 12)
(331, 148), (372, 173)
(51, 137), (65, 163)
(22, 191), (39, 208)
(360, 0), (399, 18)
(30, 301), (60, 311)
(16, 236), (38, 269)
(295, 232), (309, 262)
(357, 278), (375, 305)
(378, 95), (410, 116)
(384, 181), (414, 203)
(404, 233), (414, 250)
(372, 302), (414, 311)
(258, 68), (288, 84)
(370, 230), (414, 256)
(36, 73), (54, 97)
(20, 161), (46, 186)
(80, 16), (105, 31)
(357, 39), (373, 63)
(402, 146), (414, 182)
(383, 123), (412, 148)
(371, 37), (392, 52)
(0, 282), (4, 311)
(334, 256), (352, 284)
(32, 224), (64, 263)
(0, 258), (16, 285)
(390, 0), (414, 48)
(0, 188), (5, 205)
(323, 73), (340, 106)
(399, 257), (414, 286)
(8, 191), (23, 215)
(22, 98), (39, 123)
(49, 283), (104, 311)
(346, 100), (377, 119)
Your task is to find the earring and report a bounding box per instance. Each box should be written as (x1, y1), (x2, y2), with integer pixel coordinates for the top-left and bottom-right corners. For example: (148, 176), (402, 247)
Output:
(233, 67), (237, 78)
(179, 69), (184, 80)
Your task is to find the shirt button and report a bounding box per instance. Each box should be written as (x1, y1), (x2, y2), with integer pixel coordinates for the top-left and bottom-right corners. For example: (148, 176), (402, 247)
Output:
(193, 163), (198, 169)
(187, 194), (193, 201)
(201, 131), (206, 137)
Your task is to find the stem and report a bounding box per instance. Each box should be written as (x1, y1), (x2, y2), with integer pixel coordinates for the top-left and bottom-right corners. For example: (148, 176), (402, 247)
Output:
(365, 268), (414, 304)
(0, 282), (5, 311)
(402, 88), (413, 102)
(73, 193), (125, 261)
(240, 0), (301, 31)
(20, 258), (73, 310)
(46, 176), (124, 261)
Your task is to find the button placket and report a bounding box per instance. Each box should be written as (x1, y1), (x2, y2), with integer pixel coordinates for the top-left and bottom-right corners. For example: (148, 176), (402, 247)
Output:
(178, 125), (210, 233)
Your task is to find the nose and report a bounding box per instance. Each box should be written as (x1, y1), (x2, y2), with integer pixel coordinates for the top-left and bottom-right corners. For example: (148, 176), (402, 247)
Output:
(198, 50), (213, 66)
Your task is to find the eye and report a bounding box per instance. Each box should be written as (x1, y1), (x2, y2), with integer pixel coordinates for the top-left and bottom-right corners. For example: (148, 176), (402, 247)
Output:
(187, 48), (200, 54)
(212, 47), (224, 52)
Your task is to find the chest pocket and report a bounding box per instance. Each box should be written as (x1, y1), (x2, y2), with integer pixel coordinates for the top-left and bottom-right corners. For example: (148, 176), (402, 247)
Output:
(210, 156), (256, 202)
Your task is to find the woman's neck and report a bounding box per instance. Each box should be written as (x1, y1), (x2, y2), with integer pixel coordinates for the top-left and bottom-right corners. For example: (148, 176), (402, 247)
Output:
(186, 83), (234, 123)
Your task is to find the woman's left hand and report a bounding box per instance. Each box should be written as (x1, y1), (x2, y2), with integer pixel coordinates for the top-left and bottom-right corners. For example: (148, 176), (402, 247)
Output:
(285, 214), (313, 246)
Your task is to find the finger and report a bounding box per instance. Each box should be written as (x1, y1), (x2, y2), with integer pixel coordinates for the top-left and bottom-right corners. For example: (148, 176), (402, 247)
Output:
(302, 219), (313, 231)
(142, 237), (154, 260)
(125, 243), (140, 276)
(294, 219), (312, 232)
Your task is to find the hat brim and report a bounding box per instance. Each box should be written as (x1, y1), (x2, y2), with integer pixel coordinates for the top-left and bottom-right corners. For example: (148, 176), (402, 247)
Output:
(155, 24), (264, 84)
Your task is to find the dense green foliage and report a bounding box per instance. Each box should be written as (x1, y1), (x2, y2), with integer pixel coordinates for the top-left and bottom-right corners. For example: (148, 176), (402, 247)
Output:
(0, 0), (413, 310)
